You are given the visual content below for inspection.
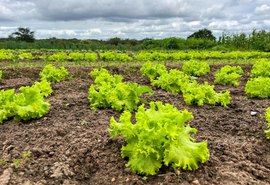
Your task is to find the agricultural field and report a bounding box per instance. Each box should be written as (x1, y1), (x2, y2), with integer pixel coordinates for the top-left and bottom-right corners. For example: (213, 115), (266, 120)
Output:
(0, 50), (270, 185)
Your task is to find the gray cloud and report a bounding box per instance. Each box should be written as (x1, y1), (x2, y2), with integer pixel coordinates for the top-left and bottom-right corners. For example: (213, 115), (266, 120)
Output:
(0, 0), (270, 39)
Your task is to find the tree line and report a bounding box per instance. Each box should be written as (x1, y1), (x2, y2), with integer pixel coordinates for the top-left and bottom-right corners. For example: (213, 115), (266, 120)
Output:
(1, 27), (270, 51)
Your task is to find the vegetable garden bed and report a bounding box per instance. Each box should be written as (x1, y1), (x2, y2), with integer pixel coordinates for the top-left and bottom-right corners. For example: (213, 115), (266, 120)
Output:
(0, 64), (270, 185)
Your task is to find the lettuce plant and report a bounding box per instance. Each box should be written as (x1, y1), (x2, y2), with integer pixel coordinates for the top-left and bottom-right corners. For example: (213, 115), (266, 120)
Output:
(152, 69), (191, 94)
(182, 60), (210, 77)
(68, 52), (84, 61)
(245, 77), (270, 98)
(265, 108), (270, 139)
(109, 101), (210, 175)
(140, 61), (168, 81)
(214, 65), (243, 86)
(0, 89), (16, 123)
(100, 51), (132, 62)
(84, 53), (98, 62)
(89, 68), (152, 111)
(14, 83), (50, 121)
(250, 59), (270, 78)
(48, 52), (68, 62)
(39, 64), (69, 83)
(182, 81), (231, 107)
(0, 81), (52, 123)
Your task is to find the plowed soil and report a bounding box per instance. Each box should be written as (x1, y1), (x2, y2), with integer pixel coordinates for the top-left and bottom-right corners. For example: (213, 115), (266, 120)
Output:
(1, 64), (270, 185)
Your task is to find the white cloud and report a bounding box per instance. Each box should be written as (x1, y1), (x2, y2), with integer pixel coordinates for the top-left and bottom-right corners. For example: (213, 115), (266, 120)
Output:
(255, 4), (270, 14)
(0, 0), (270, 39)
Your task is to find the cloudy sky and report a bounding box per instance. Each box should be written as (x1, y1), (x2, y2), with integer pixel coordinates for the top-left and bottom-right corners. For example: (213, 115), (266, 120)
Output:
(0, 0), (269, 40)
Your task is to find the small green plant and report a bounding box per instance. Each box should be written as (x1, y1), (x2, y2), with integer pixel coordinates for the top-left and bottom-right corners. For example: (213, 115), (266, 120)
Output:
(0, 159), (9, 165)
(245, 77), (270, 98)
(109, 101), (209, 175)
(182, 60), (210, 77)
(12, 159), (21, 168)
(21, 151), (32, 160)
(182, 81), (231, 107)
(0, 81), (52, 124)
(214, 65), (243, 86)
(68, 52), (84, 61)
(89, 68), (152, 111)
(84, 53), (98, 62)
(151, 69), (191, 94)
(140, 61), (167, 81)
(18, 53), (33, 60)
(0, 150), (32, 168)
(12, 151), (32, 168)
(265, 108), (270, 139)
(39, 64), (69, 83)
(100, 51), (132, 62)
(250, 59), (270, 78)
(48, 52), (68, 62)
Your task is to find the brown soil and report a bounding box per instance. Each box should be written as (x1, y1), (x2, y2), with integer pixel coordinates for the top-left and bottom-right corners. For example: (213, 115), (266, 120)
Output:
(1, 64), (270, 185)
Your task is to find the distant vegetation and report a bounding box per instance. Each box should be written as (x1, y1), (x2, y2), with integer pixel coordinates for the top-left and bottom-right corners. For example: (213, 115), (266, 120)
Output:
(1, 28), (270, 51)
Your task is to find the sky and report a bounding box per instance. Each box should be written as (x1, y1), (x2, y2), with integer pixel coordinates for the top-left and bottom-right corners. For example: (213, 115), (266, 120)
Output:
(0, 0), (269, 40)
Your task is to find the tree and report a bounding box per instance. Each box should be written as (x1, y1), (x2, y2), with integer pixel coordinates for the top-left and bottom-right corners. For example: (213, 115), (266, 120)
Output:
(166, 38), (180, 49)
(187, 28), (216, 41)
(107, 37), (121, 46)
(9, 27), (35, 42)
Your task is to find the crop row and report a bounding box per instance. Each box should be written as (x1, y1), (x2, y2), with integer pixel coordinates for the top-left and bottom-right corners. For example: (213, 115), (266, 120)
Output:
(1, 49), (270, 62)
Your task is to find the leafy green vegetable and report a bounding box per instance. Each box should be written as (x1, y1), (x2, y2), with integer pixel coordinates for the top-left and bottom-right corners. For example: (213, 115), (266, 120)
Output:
(182, 82), (231, 107)
(39, 64), (69, 83)
(250, 59), (270, 78)
(100, 51), (132, 62)
(18, 53), (33, 60)
(151, 69), (192, 94)
(89, 68), (152, 111)
(245, 77), (270, 98)
(14, 84), (50, 121)
(84, 53), (98, 62)
(48, 52), (68, 62)
(214, 65), (243, 86)
(140, 61), (168, 81)
(136, 51), (169, 61)
(0, 81), (52, 123)
(109, 101), (210, 175)
(265, 108), (270, 139)
(31, 80), (53, 97)
(182, 60), (210, 77)
(90, 68), (123, 86)
(0, 89), (16, 123)
(68, 52), (84, 61)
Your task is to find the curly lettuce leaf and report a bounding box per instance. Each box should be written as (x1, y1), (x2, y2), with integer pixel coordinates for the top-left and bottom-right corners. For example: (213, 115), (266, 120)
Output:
(32, 80), (53, 97)
(140, 61), (168, 81)
(89, 69), (152, 112)
(14, 85), (50, 121)
(182, 81), (231, 107)
(109, 101), (209, 175)
(0, 89), (16, 123)
(39, 64), (69, 83)
(182, 60), (210, 77)
(265, 108), (270, 139)
(163, 124), (209, 170)
(90, 68), (123, 86)
(214, 65), (243, 87)
(245, 77), (270, 98)
(251, 59), (270, 78)
(152, 69), (191, 94)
